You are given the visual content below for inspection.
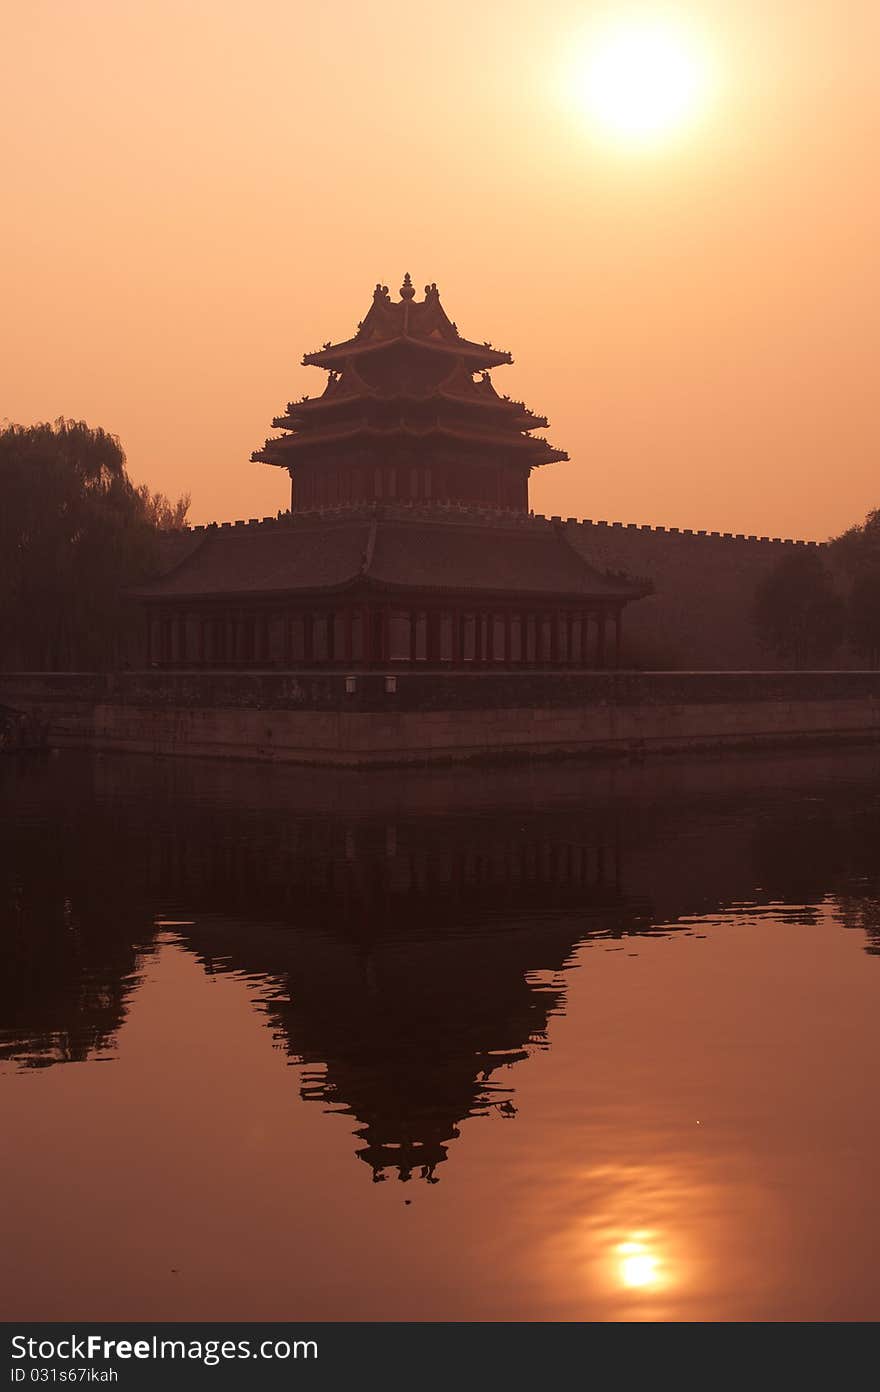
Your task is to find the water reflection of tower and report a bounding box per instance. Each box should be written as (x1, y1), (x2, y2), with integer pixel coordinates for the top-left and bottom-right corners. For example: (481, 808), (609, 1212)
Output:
(172, 808), (626, 1182)
(18, 750), (878, 1178)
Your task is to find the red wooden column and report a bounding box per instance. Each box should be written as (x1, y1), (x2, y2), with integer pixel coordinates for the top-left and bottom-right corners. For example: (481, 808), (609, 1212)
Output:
(504, 610), (512, 666)
(409, 610), (418, 665)
(381, 607), (390, 664)
(596, 611), (607, 669)
(549, 612), (559, 665)
(614, 609), (622, 668)
(344, 607), (353, 664)
(353, 606), (364, 665)
(452, 608), (463, 666)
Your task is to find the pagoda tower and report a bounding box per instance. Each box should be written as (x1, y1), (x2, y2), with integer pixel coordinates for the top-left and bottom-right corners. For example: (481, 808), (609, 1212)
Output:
(133, 274), (648, 671)
(252, 275), (567, 512)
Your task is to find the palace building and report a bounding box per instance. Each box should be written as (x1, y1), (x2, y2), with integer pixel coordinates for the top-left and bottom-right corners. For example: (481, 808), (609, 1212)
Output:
(133, 277), (648, 669)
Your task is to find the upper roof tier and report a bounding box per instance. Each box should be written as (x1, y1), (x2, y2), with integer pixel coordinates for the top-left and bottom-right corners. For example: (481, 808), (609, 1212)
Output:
(251, 275), (569, 506)
(302, 275), (514, 372)
(272, 359), (549, 432)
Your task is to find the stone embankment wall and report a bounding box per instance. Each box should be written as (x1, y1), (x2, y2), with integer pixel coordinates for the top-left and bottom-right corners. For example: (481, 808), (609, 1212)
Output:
(3, 670), (879, 767)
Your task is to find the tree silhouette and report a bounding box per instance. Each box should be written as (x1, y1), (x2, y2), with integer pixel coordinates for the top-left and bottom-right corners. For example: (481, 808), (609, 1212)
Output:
(830, 510), (880, 667)
(0, 419), (189, 670)
(830, 508), (880, 574)
(847, 569), (880, 667)
(752, 548), (843, 668)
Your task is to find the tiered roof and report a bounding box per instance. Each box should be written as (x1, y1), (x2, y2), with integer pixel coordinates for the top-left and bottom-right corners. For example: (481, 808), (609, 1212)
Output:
(252, 275), (567, 473)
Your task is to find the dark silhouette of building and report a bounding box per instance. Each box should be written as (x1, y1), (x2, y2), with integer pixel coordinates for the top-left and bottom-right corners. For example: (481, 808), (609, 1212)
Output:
(256, 274), (566, 513)
(131, 277), (646, 669)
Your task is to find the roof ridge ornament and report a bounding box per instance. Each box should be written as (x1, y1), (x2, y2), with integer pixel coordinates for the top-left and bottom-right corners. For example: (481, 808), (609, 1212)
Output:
(399, 272), (415, 301)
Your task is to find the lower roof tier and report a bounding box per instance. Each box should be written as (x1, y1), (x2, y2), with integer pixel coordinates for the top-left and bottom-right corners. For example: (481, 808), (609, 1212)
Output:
(252, 421), (567, 468)
(133, 507), (646, 605)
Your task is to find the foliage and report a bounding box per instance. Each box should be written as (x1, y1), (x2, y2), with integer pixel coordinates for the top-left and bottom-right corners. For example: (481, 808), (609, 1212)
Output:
(847, 568), (880, 667)
(752, 548), (844, 668)
(829, 510), (880, 666)
(0, 419), (189, 670)
(829, 508), (880, 577)
(136, 484), (191, 532)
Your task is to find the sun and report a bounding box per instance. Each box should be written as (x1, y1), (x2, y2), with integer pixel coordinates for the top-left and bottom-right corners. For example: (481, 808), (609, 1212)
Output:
(611, 1232), (675, 1294)
(616, 1239), (661, 1289)
(573, 16), (713, 147)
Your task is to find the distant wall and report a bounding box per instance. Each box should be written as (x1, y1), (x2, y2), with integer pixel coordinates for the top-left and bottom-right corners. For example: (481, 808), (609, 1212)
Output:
(560, 518), (827, 669)
(4, 670), (879, 767)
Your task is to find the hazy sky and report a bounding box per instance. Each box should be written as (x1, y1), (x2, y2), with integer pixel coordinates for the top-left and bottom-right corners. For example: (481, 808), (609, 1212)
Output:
(2, 1), (877, 537)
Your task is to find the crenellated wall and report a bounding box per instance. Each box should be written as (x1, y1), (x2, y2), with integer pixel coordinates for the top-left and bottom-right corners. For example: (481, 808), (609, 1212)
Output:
(559, 516), (826, 669)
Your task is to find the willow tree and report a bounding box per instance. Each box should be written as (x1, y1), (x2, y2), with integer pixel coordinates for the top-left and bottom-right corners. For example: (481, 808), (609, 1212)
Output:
(0, 419), (189, 670)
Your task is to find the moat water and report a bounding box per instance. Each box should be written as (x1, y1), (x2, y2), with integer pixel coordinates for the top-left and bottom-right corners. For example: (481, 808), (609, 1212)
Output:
(3, 747), (880, 1322)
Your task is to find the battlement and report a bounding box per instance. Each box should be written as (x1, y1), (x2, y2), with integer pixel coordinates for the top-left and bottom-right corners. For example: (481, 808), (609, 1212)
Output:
(170, 501), (560, 536)
(562, 518), (822, 548)
(169, 505), (825, 548)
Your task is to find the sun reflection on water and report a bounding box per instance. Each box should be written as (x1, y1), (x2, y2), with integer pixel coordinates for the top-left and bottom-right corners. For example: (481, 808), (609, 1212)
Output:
(538, 1163), (718, 1318)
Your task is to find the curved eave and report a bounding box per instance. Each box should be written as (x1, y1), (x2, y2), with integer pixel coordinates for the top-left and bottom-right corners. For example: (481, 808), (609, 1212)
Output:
(303, 335), (513, 371)
(252, 448), (288, 467)
(276, 391), (545, 431)
(436, 391), (548, 429)
(360, 576), (640, 602)
(132, 574), (644, 605)
(253, 424), (567, 462)
(129, 576), (365, 603)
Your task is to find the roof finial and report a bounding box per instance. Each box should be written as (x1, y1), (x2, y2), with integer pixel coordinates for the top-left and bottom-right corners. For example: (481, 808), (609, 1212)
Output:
(399, 272), (415, 301)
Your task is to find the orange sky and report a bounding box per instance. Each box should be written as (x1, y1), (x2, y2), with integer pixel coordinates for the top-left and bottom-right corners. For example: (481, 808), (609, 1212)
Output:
(2, 1), (878, 537)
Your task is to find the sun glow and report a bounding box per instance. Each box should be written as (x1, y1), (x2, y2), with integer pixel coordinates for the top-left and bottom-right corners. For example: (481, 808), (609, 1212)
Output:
(616, 1237), (662, 1289)
(573, 15), (713, 147)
